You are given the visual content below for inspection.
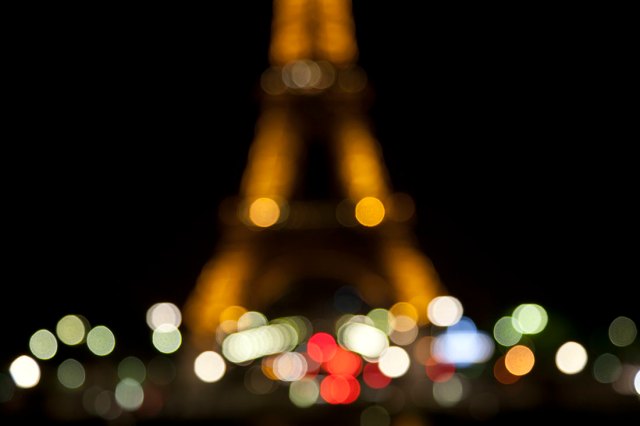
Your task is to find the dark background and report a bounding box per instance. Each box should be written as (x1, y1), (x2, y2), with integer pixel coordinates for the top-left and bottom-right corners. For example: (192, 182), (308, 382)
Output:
(2, 1), (637, 423)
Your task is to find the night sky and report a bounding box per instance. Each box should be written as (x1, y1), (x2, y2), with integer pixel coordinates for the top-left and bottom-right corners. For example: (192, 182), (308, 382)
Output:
(2, 2), (637, 420)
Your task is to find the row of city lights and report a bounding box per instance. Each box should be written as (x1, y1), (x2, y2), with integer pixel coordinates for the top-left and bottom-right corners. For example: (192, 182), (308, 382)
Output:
(2, 297), (639, 420)
(243, 194), (410, 228)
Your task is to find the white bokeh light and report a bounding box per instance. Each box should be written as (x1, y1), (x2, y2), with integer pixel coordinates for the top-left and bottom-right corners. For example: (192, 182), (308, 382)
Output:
(194, 351), (226, 383)
(427, 296), (463, 327)
(555, 341), (588, 375)
(9, 355), (41, 389)
(378, 346), (410, 378)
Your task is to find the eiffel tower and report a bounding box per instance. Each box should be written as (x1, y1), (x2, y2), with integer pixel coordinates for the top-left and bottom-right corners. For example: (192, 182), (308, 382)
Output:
(184, 0), (444, 347)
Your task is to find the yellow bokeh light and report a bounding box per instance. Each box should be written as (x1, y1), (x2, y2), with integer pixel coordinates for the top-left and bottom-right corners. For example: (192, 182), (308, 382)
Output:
(493, 317), (523, 347)
(29, 329), (58, 360)
(389, 302), (418, 324)
(555, 341), (588, 375)
(248, 197), (281, 228)
(355, 197), (385, 227)
(152, 325), (182, 354)
(512, 304), (548, 335)
(504, 345), (535, 376)
(56, 315), (87, 346)
(86, 326), (116, 357)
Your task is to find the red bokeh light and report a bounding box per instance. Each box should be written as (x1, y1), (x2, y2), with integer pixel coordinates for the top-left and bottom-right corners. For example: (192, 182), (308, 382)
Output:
(324, 346), (362, 376)
(307, 332), (338, 363)
(320, 374), (360, 404)
(362, 362), (391, 389)
(425, 357), (456, 383)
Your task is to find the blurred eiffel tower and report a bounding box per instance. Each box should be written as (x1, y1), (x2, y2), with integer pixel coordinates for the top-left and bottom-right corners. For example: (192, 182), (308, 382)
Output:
(184, 0), (444, 347)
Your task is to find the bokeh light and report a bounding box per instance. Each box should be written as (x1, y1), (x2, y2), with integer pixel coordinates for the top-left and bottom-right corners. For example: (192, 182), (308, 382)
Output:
(433, 321), (494, 366)
(413, 336), (434, 365)
(355, 196), (385, 227)
(378, 346), (410, 378)
(307, 332), (338, 363)
(367, 308), (392, 335)
(432, 375), (464, 407)
(338, 321), (389, 359)
(9, 355), (40, 389)
(57, 358), (85, 389)
(86, 325), (116, 356)
(493, 355), (520, 385)
(289, 378), (319, 408)
(362, 362), (391, 389)
(360, 405), (391, 426)
(634, 370), (640, 395)
(325, 347), (362, 376)
(493, 317), (522, 347)
(29, 329), (58, 360)
(389, 321), (419, 346)
(512, 304), (548, 334)
(273, 352), (307, 381)
(222, 323), (297, 363)
(237, 311), (268, 331)
(152, 324), (182, 354)
(320, 374), (360, 404)
(194, 351), (226, 383)
(504, 345), (535, 376)
(115, 378), (144, 411)
(608, 316), (637, 347)
(425, 358), (456, 383)
(427, 296), (463, 327)
(146, 302), (182, 330)
(555, 341), (588, 374)
(386, 192), (415, 223)
(592, 353), (622, 384)
(56, 315), (86, 346)
(248, 197), (281, 227)
(118, 356), (146, 383)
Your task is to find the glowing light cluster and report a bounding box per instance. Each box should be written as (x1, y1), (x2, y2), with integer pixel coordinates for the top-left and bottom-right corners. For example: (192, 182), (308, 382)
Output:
(512, 304), (548, 335)
(338, 320), (389, 359)
(432, 318), (494, 366)
(222, 323), (298, 363)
